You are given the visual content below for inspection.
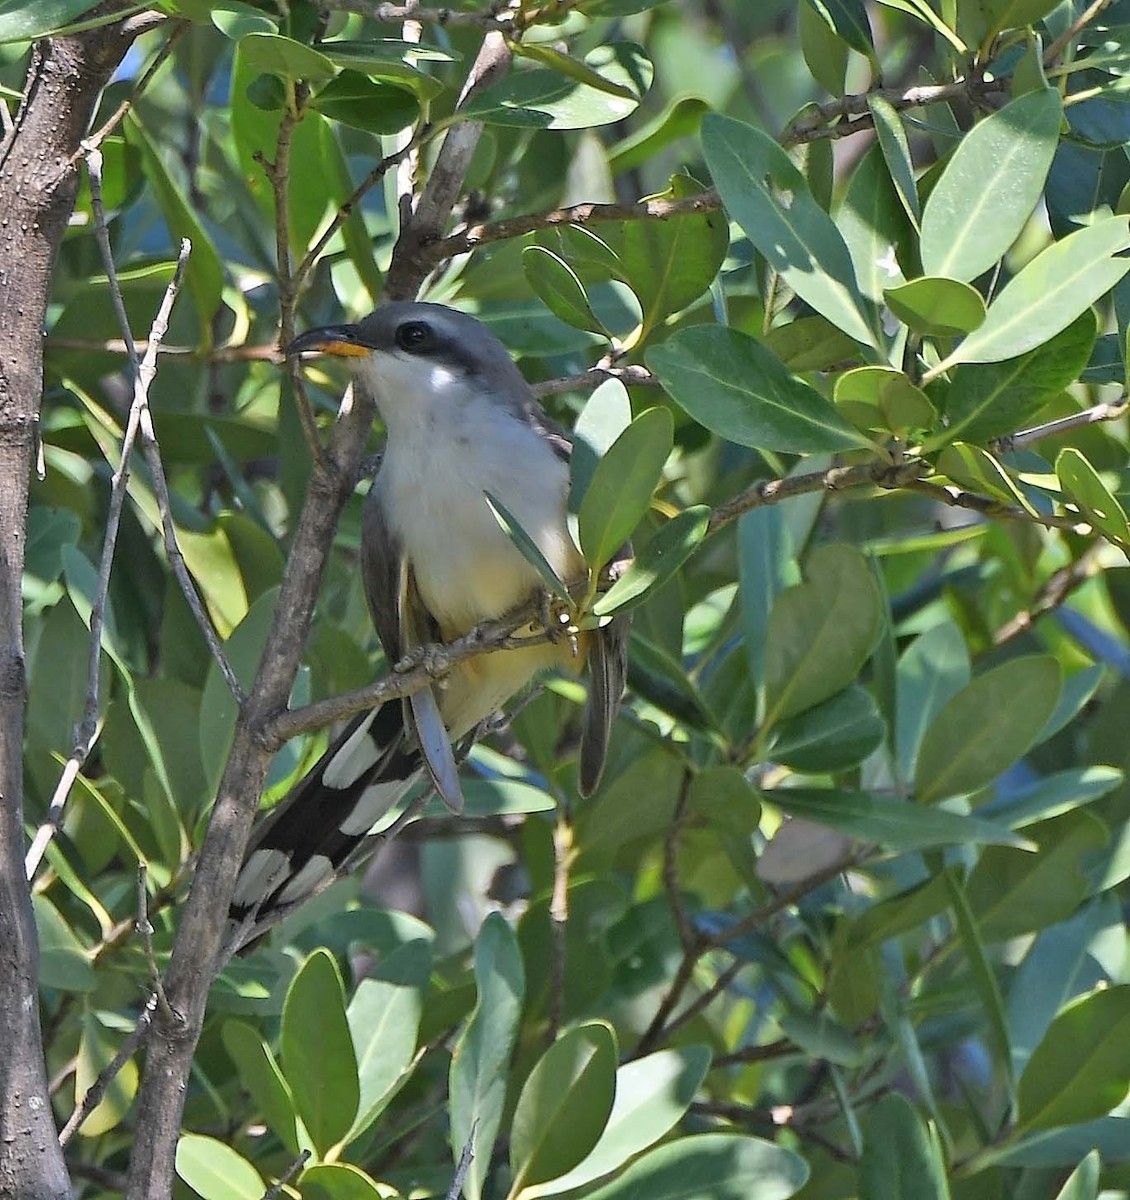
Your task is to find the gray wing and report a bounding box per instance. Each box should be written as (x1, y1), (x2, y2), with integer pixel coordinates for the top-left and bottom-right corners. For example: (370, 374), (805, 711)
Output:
(361, 477), (465, 814)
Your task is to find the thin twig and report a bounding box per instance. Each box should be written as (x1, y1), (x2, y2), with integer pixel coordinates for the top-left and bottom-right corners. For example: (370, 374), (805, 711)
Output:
(446, 1123), (477, 1200)
(24, 157), (195, 880)
(69, 20), (187, 163)
(256, 86), (324, 467)
(993, 545), (1106, 645)
(136, 863), (176, 1024)
(993, 398), (1128, 454)
(532, 364), (660, 397)
(664, 770), (695, 954)
(292, 128), (430, 291)
(1043, 0), (1112, 65)
(262, 1149), (310, 1199)
(58, 995), (156, 1147)
(902, 477), (1086, 534)
(547, 813), (573, 1044)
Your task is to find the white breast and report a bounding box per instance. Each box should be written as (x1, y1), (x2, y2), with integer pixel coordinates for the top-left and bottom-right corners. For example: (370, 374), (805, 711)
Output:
(362, 358), (581, 635)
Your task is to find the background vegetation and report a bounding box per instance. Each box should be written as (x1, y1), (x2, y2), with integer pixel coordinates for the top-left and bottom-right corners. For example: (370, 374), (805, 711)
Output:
(5, 0), (1130, 1196)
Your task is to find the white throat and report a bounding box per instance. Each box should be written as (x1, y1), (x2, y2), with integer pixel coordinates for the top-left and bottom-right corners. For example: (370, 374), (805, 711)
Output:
(356, 352), (581, 635)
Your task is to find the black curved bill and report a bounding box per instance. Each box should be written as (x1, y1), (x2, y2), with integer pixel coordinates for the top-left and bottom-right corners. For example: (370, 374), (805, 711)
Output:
(287, 324), (370, 358)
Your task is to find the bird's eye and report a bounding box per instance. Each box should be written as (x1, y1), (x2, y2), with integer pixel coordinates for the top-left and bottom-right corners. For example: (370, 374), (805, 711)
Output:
(395, 321), (433, 353)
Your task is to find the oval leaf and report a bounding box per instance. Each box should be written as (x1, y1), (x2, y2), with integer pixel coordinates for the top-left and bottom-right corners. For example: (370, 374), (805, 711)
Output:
(175, 1135), (264, 1200)
(594, 506), (710, 615)
(510, 1021), (618, 1191)
(702, 113), (878, 347)
(921, 87), (1063, 282)
(578, 407), (672, 571)
(884, 276), (986, 336)
(1057, 447), (1130, 548)
(915, 657), (1062, 802)
(764, 544), (884, 726)
(583, 1133), (808, 1200)
(649, 326), (874, 453)
(281, 948), (360, 1155)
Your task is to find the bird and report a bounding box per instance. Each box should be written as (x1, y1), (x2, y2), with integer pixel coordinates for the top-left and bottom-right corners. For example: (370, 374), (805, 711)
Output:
(229, 301), (630, 934)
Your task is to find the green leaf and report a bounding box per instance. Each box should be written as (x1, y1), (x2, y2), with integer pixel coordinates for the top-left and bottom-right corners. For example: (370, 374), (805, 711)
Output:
(281, 949), (359, 1155)
(966, 809), (1108, 942)
(515, 41), (638, 99)
(617, 175), (729, 337)
(763, 544), (884, 726)
(300, 1164), (389, 1200)
(648, 326), (875, 453)
(931, 308), (1096, 447)
(34, 894), (96, 992)
(175, 1134), (264, 1200)
(805, 0), (875, 56)
(222, 1021), (303, 1156)
(75, 1007), (139, 1137)
(0, 0), (99, 41)
(834, 365), (936, 434)
(346, 946), (427, 1139)
(125, 116), (224, 324)
(578, 408), (672, 572)
(570, 377), (632, 526)
(778, 1012), (864, 1067)
(1052, 1151), (1101, 1200)
(1018, 985), (1130, 1133)
(884, 277), (985, 336)
(920, 88), (1063, 282)
(582, 1133), (809, 1200)
(211, 1), (275, 37)
(868, 96), (920, 225)
(450, 913), (525, 1200)
(238, 31), (336, 84)
(1057, 447), (1130, 548)
(310, 72), (418, 135)
(523, 246), (607, 335)
(594, 506), (710, 615)
(860, 1094), (950, 1200)
(763, 787), (1032, 852)
(986, 0), (1063, 36)
(420, 776), (556, 820)
(511, 1021), (618, 1191)
(837, 141), (910, 301)
(945, 869), (1015, 1103)
(936, 442), (1036, 512)
(317, 39), (448, 98)
(769, 684), (886, 772)
(484, 492), (572, 604)
(739, 505), (798, 717)
(701, 113), (879, 347)
(915, 657), (1061, 802)
(462, 44), (651, 129)
(609, 96), (710, 174)
(931, 216), (1130, 372)
(800, 0), (848, 96)
(522, 1046), (713, 1198)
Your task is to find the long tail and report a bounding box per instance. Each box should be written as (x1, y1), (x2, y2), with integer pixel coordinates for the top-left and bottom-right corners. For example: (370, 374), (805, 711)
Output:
(230, 702), (423, 925)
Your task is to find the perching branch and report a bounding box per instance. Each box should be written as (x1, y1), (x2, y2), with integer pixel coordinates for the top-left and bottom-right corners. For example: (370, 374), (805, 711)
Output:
(533, 364), (661, 397)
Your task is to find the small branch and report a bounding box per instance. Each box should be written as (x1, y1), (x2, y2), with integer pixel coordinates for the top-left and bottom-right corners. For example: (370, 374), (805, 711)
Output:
(993, 398), (1128, 454)
(69, 19), (186, 162)
(533, 364), (660, 397)
(713, 1038), (795, 1068)
(58, 994), (156, 1147)
(292, 129), (429, 292)
(902, 477), (1086, 534)
(45, 336), (281, 361)
(993, 545), (1106, 645)
(427, 191), (721, 267)
(547, 813), (573, 1044)
(136, 863), (176, 1024)
(263, 1149), (310, 1200)
(260, 595), (560, 747)
(256, 88), (324, 467)
(1043, 0), (1112, 65)
(24, 159), (195, 880)
(446, 1123), (477, 1200)
(664, 770), (694, 954)
(780, 74), (1005, 147)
